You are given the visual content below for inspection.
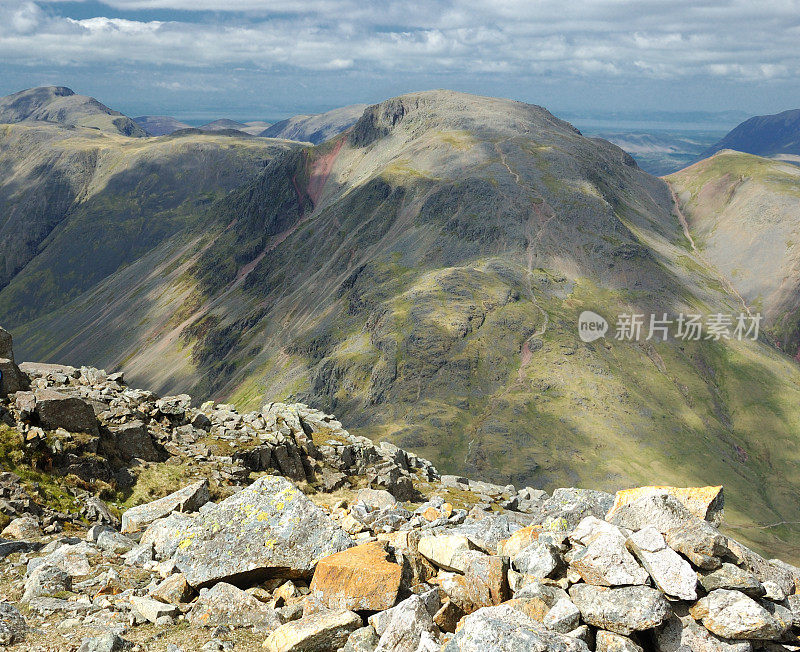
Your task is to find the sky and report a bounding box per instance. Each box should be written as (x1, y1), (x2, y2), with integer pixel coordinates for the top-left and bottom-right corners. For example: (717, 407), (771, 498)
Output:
(1, 0), (798, 125)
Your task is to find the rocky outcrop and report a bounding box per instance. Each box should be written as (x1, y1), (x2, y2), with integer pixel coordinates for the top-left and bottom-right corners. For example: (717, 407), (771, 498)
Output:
(1, 347), (800, 650)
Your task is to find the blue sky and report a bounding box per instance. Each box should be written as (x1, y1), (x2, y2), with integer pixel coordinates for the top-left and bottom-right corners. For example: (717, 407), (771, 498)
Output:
(1, 0), (798, 125)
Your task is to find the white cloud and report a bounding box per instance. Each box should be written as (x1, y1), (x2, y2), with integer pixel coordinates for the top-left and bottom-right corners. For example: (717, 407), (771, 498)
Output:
(0, 0), (797, 83)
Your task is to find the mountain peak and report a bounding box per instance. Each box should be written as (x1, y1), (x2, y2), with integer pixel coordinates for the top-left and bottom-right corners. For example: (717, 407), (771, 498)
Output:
(0, 85), (145, 137)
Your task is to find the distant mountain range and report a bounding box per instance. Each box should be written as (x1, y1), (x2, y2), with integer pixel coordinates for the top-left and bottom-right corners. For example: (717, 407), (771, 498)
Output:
(701, 108), (800, 159)
(4, 86), (800, 560)
(259, 104), (367, 144)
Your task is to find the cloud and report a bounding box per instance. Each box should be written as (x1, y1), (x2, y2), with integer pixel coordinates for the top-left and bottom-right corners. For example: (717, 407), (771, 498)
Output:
(0, 0), (797, 84)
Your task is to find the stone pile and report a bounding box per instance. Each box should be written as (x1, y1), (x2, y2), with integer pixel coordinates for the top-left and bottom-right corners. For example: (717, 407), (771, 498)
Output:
(0, 326), (799, 651)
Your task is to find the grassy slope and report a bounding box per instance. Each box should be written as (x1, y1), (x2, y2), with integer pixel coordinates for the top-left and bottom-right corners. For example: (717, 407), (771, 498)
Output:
(667, 151), (800, 353)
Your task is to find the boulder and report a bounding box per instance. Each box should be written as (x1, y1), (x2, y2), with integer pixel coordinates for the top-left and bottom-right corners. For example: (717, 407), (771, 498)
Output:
(513, 541), (562, 578)
(569, 584), (670, 636)
(536, 488), (615, 532)
(450, 514), (524, 553)
(372, 593), (439, 652)
(418, 534), (474, 572)
(343, 627), (380, 652)
(107, 420), (161, 462)
(0, 358), (27, 396)
(690, 589), (791, 640)
(149, 573), (194, 604)
(309, 541), (403, 612)
(129, 595), (179, 624)
(655, 607), (753, 651)
(595, 631), (643, 651)
(543, 597), (581, 634)
(569, 517), (647, 587)
(77, 632), (133, 652)
(1, 516), (42, 540)
(173, 475), (353, 586)
(357, 488), (398, 510)
(442, 605), (590, 651)
(500, 525), (542, 558)
(699, 563), (764, 596)
(607, 485), (724, 525)
(96, 530), (137, 555)
(264, 609), (362, 652)
(121, 479), (209, 533)
(607, 493), (728, 569)
(140, 512), (197, 559)
(463, 552), (509, 606)
(33, 389), (98, 434)
(626, 526), (697, 600)
(22, 564), (72, 602)
(0, 602), (26, 646)
(0, 327), (14, 362)
(188, 582), (282, 632)
(29, 542), (98, 577)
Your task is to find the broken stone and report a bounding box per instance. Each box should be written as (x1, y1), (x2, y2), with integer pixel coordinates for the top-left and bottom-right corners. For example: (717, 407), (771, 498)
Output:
(626, 526), (697, 600)
(442, 604), (589, 651)
(121, 479), (209, 533)
(569, 584), (670, 636)
(607, 485), (724, 525)
(188, 582), (282, 632)
(309, 541), (403, 612)
(263, 609), (362, 652)
(690, 589), (790, 640)
(418, 534), (474, 572)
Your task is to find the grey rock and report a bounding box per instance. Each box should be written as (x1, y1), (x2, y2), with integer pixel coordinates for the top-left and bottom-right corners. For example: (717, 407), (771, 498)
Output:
(568, 517), (647, 587)
(141, 512), (197, 560)
(442, 604), (590, 651)
(607, 493), (728, 569)
(156, 394), (192, 418)
(33, 388), (98, 434)
(22, 564), (72, 602)
(726, 540), (796, 596)
(123, 543), (154, 566)
(543, 597), (581, 633)
(343, 627), (380, 652)
(188, 582), (282, 632)
(536, 488), (614, 532)
(699, 563), (764, 596)
(655, 607), (752, 652)
(173, 475), (353, 586)
(129, 595), (179, 623)
(107, 420), (161, 462)
(690, 589), (790, 640)
(0, 603), (26, 645)
(450, 514), (524, 553)
(595, 631), (644, 652)
(513, 541), (562, 578)
(121, 479), (209, 533)
(0, 358), (27, 397)
(357, 488), (398, 510)
(373, 594), (438, 652)
(569, 584), (670, 636)
(0, 327), (14, 362)
(96, 530), (137, 554)
(264, 609), (362, 652)
(77, 632), (133, 652)
(626, 526), (697, 600)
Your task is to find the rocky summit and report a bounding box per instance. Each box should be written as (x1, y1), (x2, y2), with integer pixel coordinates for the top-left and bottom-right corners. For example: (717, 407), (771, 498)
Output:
(0, 327), (798, 650)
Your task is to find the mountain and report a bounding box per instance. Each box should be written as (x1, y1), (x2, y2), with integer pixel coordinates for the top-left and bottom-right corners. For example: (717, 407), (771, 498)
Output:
(8, 89), (800, 559)
(592, 130), (723, 175)
(0, 87), (302, 326)
(199, 118), (250, 133)
(133, 115), (192, 136)
(0, 86), (146, 137)
(700, 108), (800, 159)
(666, 149), (800, 353)
(260, 104), (367, 143)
